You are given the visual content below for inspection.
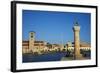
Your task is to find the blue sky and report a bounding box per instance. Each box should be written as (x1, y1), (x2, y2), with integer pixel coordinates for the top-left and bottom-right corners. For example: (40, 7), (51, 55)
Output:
(22, 10), (91, 44)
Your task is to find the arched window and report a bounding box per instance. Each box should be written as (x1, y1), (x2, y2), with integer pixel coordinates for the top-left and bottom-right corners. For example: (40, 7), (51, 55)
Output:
(31, 33), (33, 38)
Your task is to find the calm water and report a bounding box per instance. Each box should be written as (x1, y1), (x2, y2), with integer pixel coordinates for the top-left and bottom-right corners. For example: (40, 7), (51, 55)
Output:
(23, 52), (67, 63)
(23, 51), (91, 63)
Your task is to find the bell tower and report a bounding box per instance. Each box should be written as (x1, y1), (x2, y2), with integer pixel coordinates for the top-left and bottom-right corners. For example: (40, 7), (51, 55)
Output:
(29, 32), (35, 51)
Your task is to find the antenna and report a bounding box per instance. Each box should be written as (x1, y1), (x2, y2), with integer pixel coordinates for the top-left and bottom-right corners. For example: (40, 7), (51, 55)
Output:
(61, 33), (63, 45)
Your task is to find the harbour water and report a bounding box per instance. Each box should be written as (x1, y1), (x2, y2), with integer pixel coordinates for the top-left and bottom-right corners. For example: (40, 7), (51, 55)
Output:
(23, 50), (91, 63)
(23, 52), (67, 62)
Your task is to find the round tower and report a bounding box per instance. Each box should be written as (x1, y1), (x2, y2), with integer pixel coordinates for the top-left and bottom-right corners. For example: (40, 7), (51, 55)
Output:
(73, 21), (81, 59)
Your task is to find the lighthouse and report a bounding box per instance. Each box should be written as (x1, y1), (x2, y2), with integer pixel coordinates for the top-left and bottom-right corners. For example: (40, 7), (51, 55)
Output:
(73, 21), (82, 59)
